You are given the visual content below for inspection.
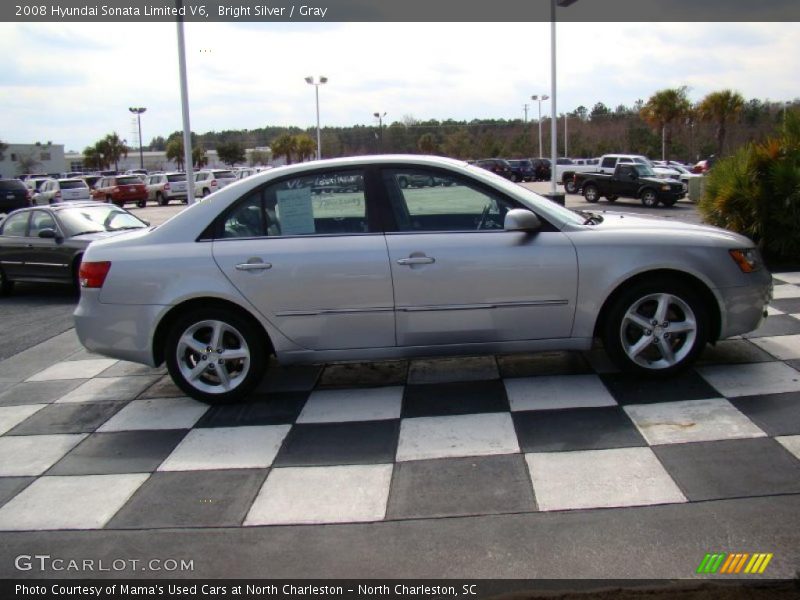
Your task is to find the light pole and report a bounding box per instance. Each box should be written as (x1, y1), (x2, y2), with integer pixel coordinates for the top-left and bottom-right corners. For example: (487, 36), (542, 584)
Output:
(374, 111), (386, 151)
(305, 76), (328, 160)
(128, 107), (146, 169)
(564, 113), (568, 157)
(523, 103), (529, 123)
(531, 94), (549, 157)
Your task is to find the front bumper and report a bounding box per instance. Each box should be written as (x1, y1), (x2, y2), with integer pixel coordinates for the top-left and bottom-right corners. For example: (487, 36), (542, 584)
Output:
(717, 273), (773, 339)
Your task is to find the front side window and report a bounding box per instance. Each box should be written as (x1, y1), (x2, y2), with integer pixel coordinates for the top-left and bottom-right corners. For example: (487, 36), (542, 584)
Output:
(219, 169), (367, 239)
(29, 210), (56, 237)
(384, 169), (516, 232)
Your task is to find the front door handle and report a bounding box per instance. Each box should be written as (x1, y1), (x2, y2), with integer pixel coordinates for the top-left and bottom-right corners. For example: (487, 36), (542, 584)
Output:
(397, 256), (435, 266)
(235, 260), (272, 271)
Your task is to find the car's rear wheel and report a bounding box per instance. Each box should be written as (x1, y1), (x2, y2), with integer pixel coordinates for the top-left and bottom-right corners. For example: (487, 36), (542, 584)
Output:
(202, 188), (211, 197)
(583, 184), (600, 203)
(564, 179), (577, 194)
(165, 308), (267, 404)
(0, 267), (14, 296)
(137, 199), (147, 208)
(157, 192), (168, 206)
(641, 189), (659, 208)
(603, 279), (707, 376)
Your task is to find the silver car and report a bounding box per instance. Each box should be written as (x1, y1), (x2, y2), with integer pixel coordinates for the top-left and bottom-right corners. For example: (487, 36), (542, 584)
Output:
(74, 155), (772, 404)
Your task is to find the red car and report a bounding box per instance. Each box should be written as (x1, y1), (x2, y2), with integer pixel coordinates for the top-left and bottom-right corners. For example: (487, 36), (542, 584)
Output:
(91, 175), (148, 208)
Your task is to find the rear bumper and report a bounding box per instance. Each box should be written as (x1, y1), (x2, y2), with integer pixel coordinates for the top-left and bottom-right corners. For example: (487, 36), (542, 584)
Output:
(74, 290), (164, 366)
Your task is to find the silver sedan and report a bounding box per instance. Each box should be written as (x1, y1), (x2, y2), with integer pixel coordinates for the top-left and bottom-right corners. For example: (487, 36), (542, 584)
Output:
(74, 155), (772, 404)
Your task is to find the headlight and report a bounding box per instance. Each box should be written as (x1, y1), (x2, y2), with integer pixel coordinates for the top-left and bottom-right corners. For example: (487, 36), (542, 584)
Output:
(661, 184), (670, 190)
(729, 248), (762, 273)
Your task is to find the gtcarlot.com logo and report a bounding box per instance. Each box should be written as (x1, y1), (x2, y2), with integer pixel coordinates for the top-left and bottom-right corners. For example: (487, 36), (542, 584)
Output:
(696, 552), (773, 574)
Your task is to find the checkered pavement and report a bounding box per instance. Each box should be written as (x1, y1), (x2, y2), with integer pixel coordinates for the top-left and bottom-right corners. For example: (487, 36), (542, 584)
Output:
(0, 274), (799, 532)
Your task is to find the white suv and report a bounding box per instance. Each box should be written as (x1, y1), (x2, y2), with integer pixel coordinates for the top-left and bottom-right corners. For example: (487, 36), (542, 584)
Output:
(598, 154), (681, 180)
(193, 169), (237, 198)
(145, 172), (189, 205)
(34, 178), (91, 205)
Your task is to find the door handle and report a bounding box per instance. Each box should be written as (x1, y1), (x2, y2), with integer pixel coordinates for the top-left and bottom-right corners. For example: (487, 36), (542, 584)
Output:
(235, 261), (272, 271)
(397, 256), (435, 266)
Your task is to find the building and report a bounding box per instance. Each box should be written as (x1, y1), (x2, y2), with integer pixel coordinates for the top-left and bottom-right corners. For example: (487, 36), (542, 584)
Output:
(0, 143), (66, 178)
(64, 146), (277, 173)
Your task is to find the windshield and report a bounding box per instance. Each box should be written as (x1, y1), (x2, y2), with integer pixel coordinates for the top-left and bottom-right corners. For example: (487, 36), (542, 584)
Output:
(58, 205), (148, 235)
(213, 170), (236, 179)
(166, 174), (187, 182)
(59, 180), (87, 189)
(116, 176), (144, 185)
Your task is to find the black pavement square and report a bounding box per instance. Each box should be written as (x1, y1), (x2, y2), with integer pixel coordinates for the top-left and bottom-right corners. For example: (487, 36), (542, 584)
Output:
(730, 392), (800, 437)
(386, 455), (536, 519)
(653, 438), (800, 502)
(743, 315), (800, 338)
(0, 380), (87, 406)
(46, 430), (188, 475)
(196, 392), (308, 428)
(770, 298), (800, 314)
(273, 420), (399, 467)
(0, 477), (34, 509)
(402, 380), (509, 418)
(254, 361), (322, 393)
(107, 469), (268, 529)
(513, 407), (647, 453)
(696, 339), (775, 365)
(319, 361), (408, 388)
(497, 351), (593, 378)
(7, 402), (125, 435)
(600, 371), (720, 405)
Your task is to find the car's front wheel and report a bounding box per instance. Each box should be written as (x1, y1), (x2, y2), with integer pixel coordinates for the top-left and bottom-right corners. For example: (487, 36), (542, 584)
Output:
(564, 179), (577, 194)
(641, 189), (659, 208)
(165, 308), (268, 404)
(603, 280), (707, 376)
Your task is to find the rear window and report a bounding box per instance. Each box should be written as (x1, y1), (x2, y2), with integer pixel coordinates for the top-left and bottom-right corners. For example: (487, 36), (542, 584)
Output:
(59, 180), (87, 189)
(0, 180), (26, 191)
(166, 174), (187, 182)
(212, 171), (236, 179)
(116, 177), (143, 185)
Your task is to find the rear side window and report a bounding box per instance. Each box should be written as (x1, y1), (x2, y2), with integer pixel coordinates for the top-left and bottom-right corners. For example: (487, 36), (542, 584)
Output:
(219, 170), (367, 239)
(0, 212), (29, 237)
(601, 157), (617, 169)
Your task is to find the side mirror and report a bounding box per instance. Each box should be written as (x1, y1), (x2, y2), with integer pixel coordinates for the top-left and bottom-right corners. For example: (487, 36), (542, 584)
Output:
(38, 228), (57, 239)
(504, 208), (541, 232)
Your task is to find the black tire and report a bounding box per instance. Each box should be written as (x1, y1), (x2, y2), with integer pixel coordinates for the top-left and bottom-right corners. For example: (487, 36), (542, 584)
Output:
(137, 199), (147, 208)
(641, 189), (659, 208)
(583, 184), (600, 203)
(510, 173), (518, 183)
(202, 188), (211, 197)
(157, 192), (168, 206)
(0, 267), (14, 296)
(602, 278), (708, 376)
(165, 307), (268, 405)
(660, 197), (677, 207)
(606, 195), (618, 202)
(71, 255), (83, 294)
(564, 179), (577, 194)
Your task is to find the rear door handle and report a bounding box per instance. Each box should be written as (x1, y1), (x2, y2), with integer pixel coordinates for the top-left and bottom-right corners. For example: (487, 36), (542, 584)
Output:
(397, 256), (435, 265)
(235, 261), (272, 271)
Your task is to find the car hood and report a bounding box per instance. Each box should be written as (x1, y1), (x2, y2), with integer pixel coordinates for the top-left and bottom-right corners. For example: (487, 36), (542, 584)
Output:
(589, 212), (753, 245)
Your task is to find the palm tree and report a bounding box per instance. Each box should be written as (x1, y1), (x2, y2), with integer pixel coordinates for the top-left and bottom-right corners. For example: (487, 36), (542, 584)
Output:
(294, 134), (316, 162)
(640, 87), (692, 160)
(272, 134), (297, 165)
(82, 145), (105, 170)
(97, 132), (129, 171)
(698, 90), (745, 157)
(165, 138), (185, 170)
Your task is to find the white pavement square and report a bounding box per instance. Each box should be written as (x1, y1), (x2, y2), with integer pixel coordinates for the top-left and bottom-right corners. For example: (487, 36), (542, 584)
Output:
(297, 387), (403, 423)
(0, 434), (86, 476)
(396, 413), (519, 462)
(750, 335), (800, 361)
(0, 474), (149, 530)
(526, 447), (687, 511)
(0, 404), (46, 435)
(775, 273), (800, 285)
(158, 425), (291, 471)
(698, 362), (800, 398)
(504, 374), (618, 411)
(624, 399), (766, 445)
(776, 435), (800, 460)
(97, 398), (208, 432)
(244, 464), (393, 525)
(26, 359), (119, 382)
(56, 376), (159, 403)
(772, 285), (800, 299)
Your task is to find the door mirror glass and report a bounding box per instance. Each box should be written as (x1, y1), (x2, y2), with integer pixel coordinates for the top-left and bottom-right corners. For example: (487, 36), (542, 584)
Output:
(504, 209), (541, 232)
(38, 228), (57, 239)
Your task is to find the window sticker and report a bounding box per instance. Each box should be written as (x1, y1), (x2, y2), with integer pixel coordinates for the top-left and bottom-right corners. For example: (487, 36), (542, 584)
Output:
(277, 187), (315, 235)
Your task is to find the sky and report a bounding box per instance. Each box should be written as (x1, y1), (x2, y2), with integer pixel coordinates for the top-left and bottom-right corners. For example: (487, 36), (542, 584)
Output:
(1, 21), (798, 152)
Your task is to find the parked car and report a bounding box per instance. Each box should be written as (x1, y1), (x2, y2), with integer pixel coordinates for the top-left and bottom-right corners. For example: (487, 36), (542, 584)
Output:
(194, 169), (238, 198)
(74, 155), (771, 405)
(0, 179), (32, 217)
(33, 178), (91, 205)
(91, 175), (149, 208)
(574, 163), (686, 207)
(473, 158), (513, 179)
(0, 202), (148, 295)
(24, 177), (51, 197)
(652, 162), (703, 191)
(144, 172), (189, 205)
(505, 159), (536, 182)
(597, 154), (681, 180)
(529, 158), (552, 181)
(79, 175), (102, 190)
(234, 168), (258, 180)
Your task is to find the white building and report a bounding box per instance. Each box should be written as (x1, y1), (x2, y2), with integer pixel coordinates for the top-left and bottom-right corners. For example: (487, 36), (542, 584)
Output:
(0, 143), (66, 178)
(64, 146), (276, 173)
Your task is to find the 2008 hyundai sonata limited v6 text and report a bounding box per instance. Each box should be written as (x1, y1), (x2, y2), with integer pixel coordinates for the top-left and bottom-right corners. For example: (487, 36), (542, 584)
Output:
(73, 155), (772, 404)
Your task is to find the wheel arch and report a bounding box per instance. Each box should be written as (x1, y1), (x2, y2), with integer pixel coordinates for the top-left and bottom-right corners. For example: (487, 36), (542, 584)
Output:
(152, 297), (274, 367)
(592, 269), (721, 344)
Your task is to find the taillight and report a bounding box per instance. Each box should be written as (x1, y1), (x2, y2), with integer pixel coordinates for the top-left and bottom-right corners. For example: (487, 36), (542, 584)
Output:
(79, 261), (112, 288)
(55, 191), (62, 200)
(211, 179), (218, 187)
(112, 187), (120, 193)
(164, 183), (171, 191)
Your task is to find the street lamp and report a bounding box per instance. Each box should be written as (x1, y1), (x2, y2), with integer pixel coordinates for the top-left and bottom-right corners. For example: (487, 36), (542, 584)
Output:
(373, 111), (386, 151)
(305, 76), (328, 160)
(128, 107), (146, 169)
(531, 94), (549, 157)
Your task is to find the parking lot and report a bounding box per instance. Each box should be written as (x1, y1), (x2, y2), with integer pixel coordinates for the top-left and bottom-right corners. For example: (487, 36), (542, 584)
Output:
(1, 191), (799, 581)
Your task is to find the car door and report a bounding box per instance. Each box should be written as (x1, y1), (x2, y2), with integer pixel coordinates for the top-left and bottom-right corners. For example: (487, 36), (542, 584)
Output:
(24, 209), (72, 282)
(0, 211), (31, 279)
(211, 167), (396, 351)
(381, 167), (578, 347)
